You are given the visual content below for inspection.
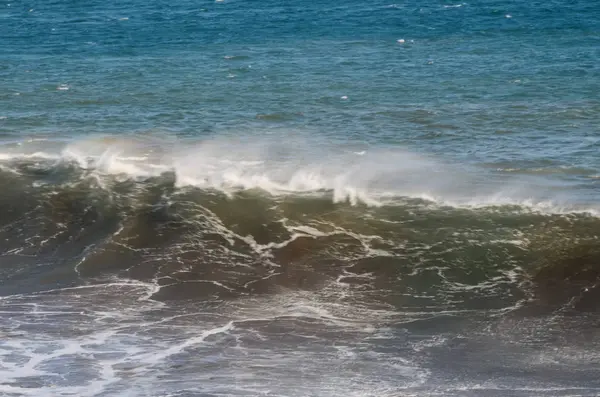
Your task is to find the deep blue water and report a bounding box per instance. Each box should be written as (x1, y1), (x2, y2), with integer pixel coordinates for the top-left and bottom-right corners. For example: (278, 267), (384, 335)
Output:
(1, 1), (600, 396)
(3, 0), (599, 147)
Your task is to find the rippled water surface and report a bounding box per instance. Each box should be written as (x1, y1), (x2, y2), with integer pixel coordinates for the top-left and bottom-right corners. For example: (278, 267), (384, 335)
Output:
(1, 0), (600, 396)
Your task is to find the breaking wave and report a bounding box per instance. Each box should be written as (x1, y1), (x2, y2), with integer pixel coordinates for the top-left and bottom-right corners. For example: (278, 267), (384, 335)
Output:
(2, 135), (600, 396)
(0, 133), (598, 312)
(0, 134), (597, 215)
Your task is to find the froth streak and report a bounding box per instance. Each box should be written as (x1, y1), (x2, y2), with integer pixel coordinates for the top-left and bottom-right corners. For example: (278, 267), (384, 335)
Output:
(0, 149), (598, 313)
(0, 135), (599, 314)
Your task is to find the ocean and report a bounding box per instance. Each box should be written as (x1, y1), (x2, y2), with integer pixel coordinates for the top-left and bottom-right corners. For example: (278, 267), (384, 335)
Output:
(1, 0), (600, 396)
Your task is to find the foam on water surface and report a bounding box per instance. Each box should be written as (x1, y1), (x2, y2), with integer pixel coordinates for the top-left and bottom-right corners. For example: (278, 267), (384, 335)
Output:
(2, 279), (599, 396)
(0, 281), (429, 397)
(2, 0), (600, 394)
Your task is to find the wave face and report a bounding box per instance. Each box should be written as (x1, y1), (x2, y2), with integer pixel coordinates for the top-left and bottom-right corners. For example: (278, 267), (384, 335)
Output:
(1, 135), (600, 396)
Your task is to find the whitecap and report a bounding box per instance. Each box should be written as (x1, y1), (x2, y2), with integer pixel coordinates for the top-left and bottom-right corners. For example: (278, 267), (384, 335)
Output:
(1, 133), (598, 216)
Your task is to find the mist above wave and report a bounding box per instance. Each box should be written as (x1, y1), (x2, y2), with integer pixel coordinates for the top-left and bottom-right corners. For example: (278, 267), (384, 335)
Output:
(0, 133), (596, 214)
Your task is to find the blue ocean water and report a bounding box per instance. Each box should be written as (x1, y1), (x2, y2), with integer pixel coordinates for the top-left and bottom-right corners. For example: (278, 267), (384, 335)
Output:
(1, 1), (600, 396)
(2, 0), (599, 151)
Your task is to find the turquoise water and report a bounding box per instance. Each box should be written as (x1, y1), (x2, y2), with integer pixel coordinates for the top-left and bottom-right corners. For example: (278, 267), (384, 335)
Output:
(1, 1), (600, 396)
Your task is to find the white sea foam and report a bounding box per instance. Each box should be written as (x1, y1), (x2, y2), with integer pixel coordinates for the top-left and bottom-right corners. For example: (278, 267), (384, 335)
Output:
(0, 152), (61, 161)
(0, 279), (427, 397)
(0, 134), (597, 215)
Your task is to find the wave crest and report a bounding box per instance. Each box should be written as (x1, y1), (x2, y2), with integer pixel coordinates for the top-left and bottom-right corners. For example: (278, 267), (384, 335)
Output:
(0, 134), (597, 215)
